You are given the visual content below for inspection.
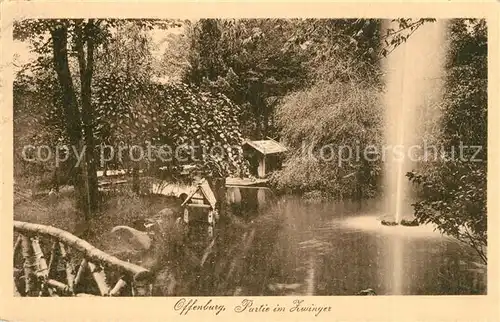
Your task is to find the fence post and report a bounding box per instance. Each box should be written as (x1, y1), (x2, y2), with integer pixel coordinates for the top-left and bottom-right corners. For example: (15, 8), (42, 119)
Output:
(21, 235), (38, 296)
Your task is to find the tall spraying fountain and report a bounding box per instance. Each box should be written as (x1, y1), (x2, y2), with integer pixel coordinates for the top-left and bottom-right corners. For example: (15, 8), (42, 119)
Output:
(382, 20), (447, 224)
(381, 20), (447, 295)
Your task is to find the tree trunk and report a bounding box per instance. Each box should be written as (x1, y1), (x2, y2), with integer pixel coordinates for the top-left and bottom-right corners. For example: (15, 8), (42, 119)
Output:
(262, 105), (269, 138)
(51, 167), (60, 192)
(51, 25), (92, 222)
(132, 166), (140, 194)
(208, 177), (227, 218)
(76, 20), (99, 212)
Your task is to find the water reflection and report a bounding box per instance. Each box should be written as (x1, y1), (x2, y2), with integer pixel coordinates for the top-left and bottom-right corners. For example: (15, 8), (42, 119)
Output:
(149, 196), (486, 296)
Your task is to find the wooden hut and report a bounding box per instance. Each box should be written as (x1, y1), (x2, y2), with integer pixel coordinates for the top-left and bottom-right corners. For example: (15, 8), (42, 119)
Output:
(180, 178), (218, 226)
(243, 139), (288, 178)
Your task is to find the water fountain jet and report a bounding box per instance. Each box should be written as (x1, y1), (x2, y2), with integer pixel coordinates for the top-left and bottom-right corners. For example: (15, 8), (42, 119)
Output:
(382, 20), (446, 227)
(380, 19), (447, 295)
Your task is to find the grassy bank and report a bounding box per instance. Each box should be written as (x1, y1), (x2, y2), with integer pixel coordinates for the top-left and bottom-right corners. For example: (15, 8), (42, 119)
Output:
(14, 187), (181, 245)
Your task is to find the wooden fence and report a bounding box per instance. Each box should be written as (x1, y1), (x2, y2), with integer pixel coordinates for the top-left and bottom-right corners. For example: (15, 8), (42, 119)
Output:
(13, 221), (152, 297)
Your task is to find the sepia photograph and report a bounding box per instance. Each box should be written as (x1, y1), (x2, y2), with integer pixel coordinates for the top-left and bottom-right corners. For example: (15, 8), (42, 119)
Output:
(9, 15), (488, 301)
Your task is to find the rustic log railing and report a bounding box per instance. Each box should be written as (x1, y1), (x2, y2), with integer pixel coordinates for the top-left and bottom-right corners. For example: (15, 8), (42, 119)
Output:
(13, 221), (153, 297)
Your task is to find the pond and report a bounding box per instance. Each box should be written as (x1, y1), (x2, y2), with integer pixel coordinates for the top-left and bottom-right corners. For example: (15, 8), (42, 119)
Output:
(150, 194), (486, 296)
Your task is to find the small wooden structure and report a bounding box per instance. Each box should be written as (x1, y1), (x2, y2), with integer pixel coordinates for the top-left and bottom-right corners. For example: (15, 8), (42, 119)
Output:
(243, 138), (287, 178)
(181, 179), (218, 236)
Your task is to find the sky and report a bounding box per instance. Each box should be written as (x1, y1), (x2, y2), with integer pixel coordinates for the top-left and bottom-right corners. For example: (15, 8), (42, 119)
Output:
(12, 40), (35, 71)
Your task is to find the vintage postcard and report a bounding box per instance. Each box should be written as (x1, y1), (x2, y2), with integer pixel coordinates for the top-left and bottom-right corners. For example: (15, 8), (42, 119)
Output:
(0, 1), (499, 321)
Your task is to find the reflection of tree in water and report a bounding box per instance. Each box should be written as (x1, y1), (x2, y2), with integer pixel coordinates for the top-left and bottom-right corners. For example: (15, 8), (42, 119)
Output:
(145, 197), (487, 296)
(151, 208), (286, 296)
(228, 187), (273, 219)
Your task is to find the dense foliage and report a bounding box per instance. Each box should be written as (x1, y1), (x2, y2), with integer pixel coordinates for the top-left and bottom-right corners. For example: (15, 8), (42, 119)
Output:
(93, 75), (246, 179)
(272, 81), (382, 200)
(407, 19), (487, 263)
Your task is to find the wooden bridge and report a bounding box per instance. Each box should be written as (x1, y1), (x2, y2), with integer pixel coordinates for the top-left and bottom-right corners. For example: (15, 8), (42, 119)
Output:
(13, 221), (152, 297)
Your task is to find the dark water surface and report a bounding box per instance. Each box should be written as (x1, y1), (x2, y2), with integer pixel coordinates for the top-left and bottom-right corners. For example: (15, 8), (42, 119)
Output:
(159, 195), (486, 296)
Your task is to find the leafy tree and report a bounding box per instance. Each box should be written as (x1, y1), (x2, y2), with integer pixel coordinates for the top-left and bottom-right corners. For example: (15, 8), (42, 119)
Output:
(14, 19), (102, 221)
(13, 19), (179, 223)
(407, 19), (487, 264)
(152, 24), (191, 83)
(283, 18), (436, 83)
(185, 19), (310, 138)
(94, 21), (157, 82)
(14, 73), (59, 191)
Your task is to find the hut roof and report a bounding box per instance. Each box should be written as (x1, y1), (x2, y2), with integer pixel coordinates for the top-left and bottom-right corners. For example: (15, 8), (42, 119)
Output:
(243, 139), (287, 155)
(181, 178), (217, 209)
